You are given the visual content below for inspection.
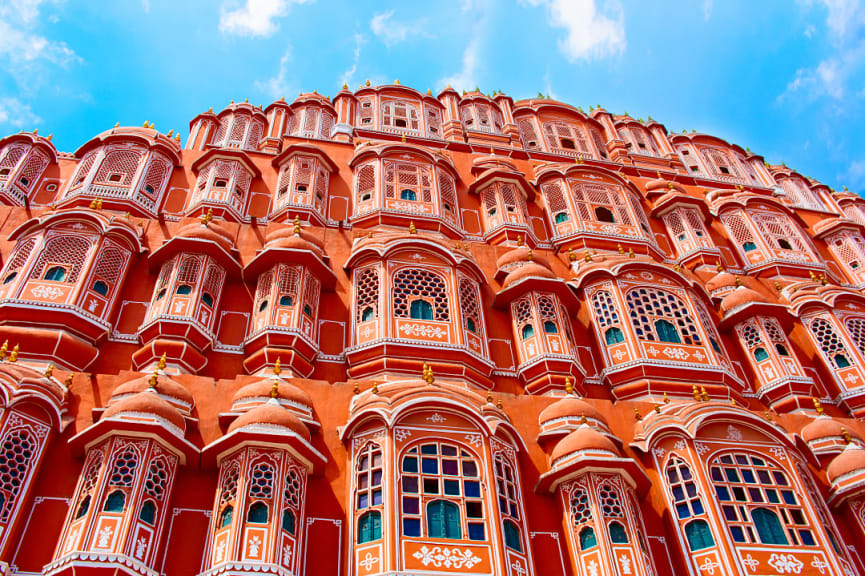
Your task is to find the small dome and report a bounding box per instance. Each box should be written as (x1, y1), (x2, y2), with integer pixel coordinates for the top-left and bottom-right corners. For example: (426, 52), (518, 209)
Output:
(801, 416), (859, 443)
(496, 246), (550, 270)
(550, 425), (619, 464)
(720, 286), (768, 314)
(706, 271), (738, 294)
(103, 391), (186, 431)
(232, 379), (313, 411)
(503, 261), (556, 288)
(175, 220), (236, 252)
(827, 443), (865, 483)
(539, 397), (607, 428)
(228, 402), (311, 441)
(264, 224), (325, 254)
(111, 374), (194, 409)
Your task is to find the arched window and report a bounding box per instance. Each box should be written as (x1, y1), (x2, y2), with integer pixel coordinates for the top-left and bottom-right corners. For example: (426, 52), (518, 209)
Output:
(809, 317), (855, 371)
(544, 320), (558, 334)
(605, 327), (624, 344)
(592, 289), (625, 348)
(459, 278), (484, 341)
(609, 521), (628, 543)
(356, 267), (379, 324)
(400, 189), (417, 201)
(92, 280), (108, 295)
(753, 347), (769, 362)
(569, 181), (635, 232)
(685, 519), (714, 551)
(75, 495), (91, 519)
(595, 206), (615, 223)
(521, 324), (535, 339)
(409, 299), (433, 320)
(494, 454), (523, 551)
(626, 287), (702, 346)
(247, 502), (268, 524)
(139, 500), (156, 525)
(358, 510), (381, 543)
(709, 452), (815, 547)
(44, 266), (67, 282)
(355, 162), (376, 205)
(282, 509), (295, 534)
(752, 212), (810, 255)
(176, 284), (192, 295)
(393, 269), (449, 321)
(104, 490), (126, 512)
(356, 443), (383, 512)
(427, 500), (461, 539)
(665, 457), (705, 520)
(752, 508), (787, 545)
(201, 292), (214, 306)
(400, 441), (485, 541)
(219, 505), (233, 528)
(282, 468), (302, 536)
(217, 461), (240, 530)
(579, 527), (597, 550)
(503, 520), (522, 552)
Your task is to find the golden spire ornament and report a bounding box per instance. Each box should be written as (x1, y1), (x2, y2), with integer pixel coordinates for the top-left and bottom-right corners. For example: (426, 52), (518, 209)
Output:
(273, 356), (282, 376)
(0, 340), (7, 362)
(565, 376), (574, 395)
(812, 397), (824, 415)
(634, 408), (642, 421)
(293, 216), (301, 234)
(44, 364), (54, 378)
(8, 344), (18, 363)
(157, 353), (167, 371)
(271, 380), (280, 399)
(409, 221), (417, 234)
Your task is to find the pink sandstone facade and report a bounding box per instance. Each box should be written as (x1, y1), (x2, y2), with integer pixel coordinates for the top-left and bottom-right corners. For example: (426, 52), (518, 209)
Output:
(0, 82), (863, 576)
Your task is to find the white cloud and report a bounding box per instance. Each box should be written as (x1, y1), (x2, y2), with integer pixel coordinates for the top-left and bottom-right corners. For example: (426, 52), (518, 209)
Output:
(703, 0), (713, 21)
(255, 47), (294, 99)
(0, 97), (42, 129)
(219, 0), (311, 37)
(370, 10), (432, 46)
(340, 33), (364, 88)
(529, 0), (626, 61)
(441, 34), (480, 91)
(805, 23), (816, 37)
(142, 0), (150, 13)
(0, 0), (78, 68)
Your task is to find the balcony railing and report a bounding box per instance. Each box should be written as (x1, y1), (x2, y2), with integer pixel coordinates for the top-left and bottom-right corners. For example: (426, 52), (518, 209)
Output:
(66, 184), (156, 212)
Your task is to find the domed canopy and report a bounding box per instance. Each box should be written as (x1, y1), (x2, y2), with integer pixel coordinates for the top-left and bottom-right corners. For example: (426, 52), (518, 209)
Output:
(264, 224), (325, 255)
(502, 261), (557, 288)
(720, 286), (767, 314)
(102, 390), (186, 432)
(227, 401), (311, 442)
(110, 373), (194, 413)
(801, 416), (859, 443)
(495, 246), (550, 271)
(175, 220), (236, 253)
(550, 424), (620, 465)
(827, 443), (865, 483)
(539, 397), (607, 429)
(231, 378), (313, 415)
(706, 270), (738, 295)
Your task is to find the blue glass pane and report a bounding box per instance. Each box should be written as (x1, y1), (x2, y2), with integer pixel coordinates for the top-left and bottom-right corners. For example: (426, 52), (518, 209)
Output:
(402, 477), (418, 493)
(676, 503), (690, 519)
(468, 523), (486, 541)
(692, 500), (704, 515)
(403, 497), (419, 514)
(402, 457), (418, 473)
(422, 458), (438, 474)
(444, 480), (460, 495)
(442, 460), (458, 475)
(464, 481), (481, 498)
(715, 486), (730, 501)
(404, 518), (421, 537)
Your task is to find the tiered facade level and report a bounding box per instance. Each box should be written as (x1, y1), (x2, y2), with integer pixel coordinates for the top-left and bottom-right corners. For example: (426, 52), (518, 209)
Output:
(2, 83), (865, 576)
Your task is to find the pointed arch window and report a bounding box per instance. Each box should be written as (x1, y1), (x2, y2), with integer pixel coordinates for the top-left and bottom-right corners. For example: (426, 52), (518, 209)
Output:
(709, 452), (816, 547)
(494, 453), (524, 551)
(626, 287), (702, 346)
(216, 461), (240, 530)
(355, 443), (383, 512)
(104, 490), (125, 512)
(358, 510), (381, 543)
(808, 316), (855, 370)
(684, 520), (714, 551)
(393, 268), (449, 322)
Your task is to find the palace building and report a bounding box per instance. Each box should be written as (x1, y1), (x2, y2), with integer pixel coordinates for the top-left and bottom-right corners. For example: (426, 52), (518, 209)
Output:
(1, 81), (865, 576)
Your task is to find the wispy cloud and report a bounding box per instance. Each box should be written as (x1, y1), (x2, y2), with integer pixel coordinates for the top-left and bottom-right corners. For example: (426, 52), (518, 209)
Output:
(526, 0), (626, 61)
(0, 0), (79, 70)
(219, 0), (312, 37)
(370, 10), (432, 46)
(441, 34), (481, 91)
(703, 0), (713, 21)
(255, 47), (293, 99)
(340, 33), (364, 88)
(0, 97), (42, 129)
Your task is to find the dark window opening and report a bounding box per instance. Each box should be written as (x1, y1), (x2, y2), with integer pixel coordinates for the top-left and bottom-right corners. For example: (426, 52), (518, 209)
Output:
(201, 292), (214, 307)
(280, 295), (293, 306)
(92, 280), (108, 295)
(247, 502), (268, 524)
(214, 179), (228, 188)
(75, 495), (90, 519)
(555, 212), (569, 224)
(104, 490), (126, 513)
(743, 241), (757, 252)
(3, 272), (17, 285)
(778, 239), (792, 250)
(44, 266), (67, 282)
(139, 500), (156, 525)
(579, 526), (597, 550)
(409, 299), (433, 320)
(282, 509), (295, 534)
(521, 324), (535, 340)
(754, 347), (769, 362)
(258, 300), (268, 312)
(595, 206), (615, 223)
(560, 138), (576, 150)
(543, 320), (558, 334)
(219, 505), (233, 528)
(176, 284), (192, 295)
(362, 306), (375, 322)
(605, 326), (624, 344)
(394, 118), (407, 128)
(400, 189), (417, 201)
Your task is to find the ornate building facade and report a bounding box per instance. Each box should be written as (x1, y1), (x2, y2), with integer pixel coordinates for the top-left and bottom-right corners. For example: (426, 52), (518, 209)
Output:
(0, 84), (863, 576)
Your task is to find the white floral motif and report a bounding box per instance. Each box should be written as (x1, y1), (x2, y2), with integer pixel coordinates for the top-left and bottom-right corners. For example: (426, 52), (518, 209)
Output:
(464, 434), (482, 448)
(613, 348), (626, 361)
(135, 536), (147, 559)
(248, 535), (262, 557)
(646, 345), (659, 356)
(619, 553), (633, 574)
(215, 540), (226, 562)
(96, 525), (113, 548)
(700, 557), (720, 574)
(674, 440), (686, 450)
(810, 556), (828, 575)
(394, 428), (412, 442)
(652, 447), (666, 459)
(640, 272), (653, 281)
(743, 554), (760, 572)
(726, 425), (742, 441)
(586, 559), (599, 576)
(64, 527), (80, 553)
(511, 559), (527, 576)
(282, 543), (293, 565)
(411, 545), (482, 569)
(30, 284), (64, 300)
(663, 346), (690, 360)
(426, 413), (446, 423)
(400, 323), (446, 338)
(359, 552), (379, 570)
(768, 554), (803, 574)
(770, 446), (787, 461)
(695, 443), (710, 455)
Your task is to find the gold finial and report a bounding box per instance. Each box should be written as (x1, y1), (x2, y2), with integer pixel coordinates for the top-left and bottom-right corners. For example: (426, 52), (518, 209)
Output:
(565, 376), (574, 395)
(569, 248), (576, 262)
(394, 79), (400, 85)
(148, 371), (158, 389)
(700, 386), (709, 402)
(841, 426), (852, 443)
(423, 364), (435, 385)
(143, 120), (150, 127)
(734, 276), (742, 287)
(674, 264), (681, 273)
(730, 397), (737, 406)
(125, 212), (131, 219)
(576, 157), (583, 165)
(365, 79), (370, 86)
(353, 382), (360, 394)
(810, 270), (818, 282)
(273, 356), (282, 376)
(8, 344), (18, 363)
(820, 274), (827, 286)
(427, 88), (432, 95)
(0, 340), (7, 362)
(656, 170), (662, 179)
(634, 408), (642, 421)
(44, 364), (54, 378)
(716, 262), (724, 273)
(271, 380), (279, 398)
(342, 83), (348, 90)
(581, 413), (588, 425)
(293, 215), (301, 234)
(208, 107), (213, 113)
(368, 231), (373, 238)
(663, 392), (670, 404)
(764, 409), (773, 422)
(157, 352), (167, 371)
(175, 134), (181, 143)
(490, 147), (495, 155)
(64, 373), (74, 388)
(584, 250), (592, 262)
(231, 100), (235, 104)
(201, 207), (213, 225)
(114, 122), (120, 128)
(812, 397), (824, 415)
(628, 248), (635, 258)
(668, 182), (674, 190)
(47, 134), (53, 141)
(654, 402), (661, 414)
(517, 235), (524, 247)
(692, 384), (701, 401)
(409, 221), (417, 234)
(617, 244), (624, 254)
(774, 281), (782, 292)
(496, 398), (503, 409)
(401, 133), (406, 143)
(371, 381), (379, 394)
(89, 197), (99, 209)
(487, 390), (494, 404)
(527, 249), (533, 262)
(96, 198), (103, 210)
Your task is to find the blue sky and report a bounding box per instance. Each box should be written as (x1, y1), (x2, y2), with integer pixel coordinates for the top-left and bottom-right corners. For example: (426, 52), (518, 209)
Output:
(1, 0), (863, 191)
